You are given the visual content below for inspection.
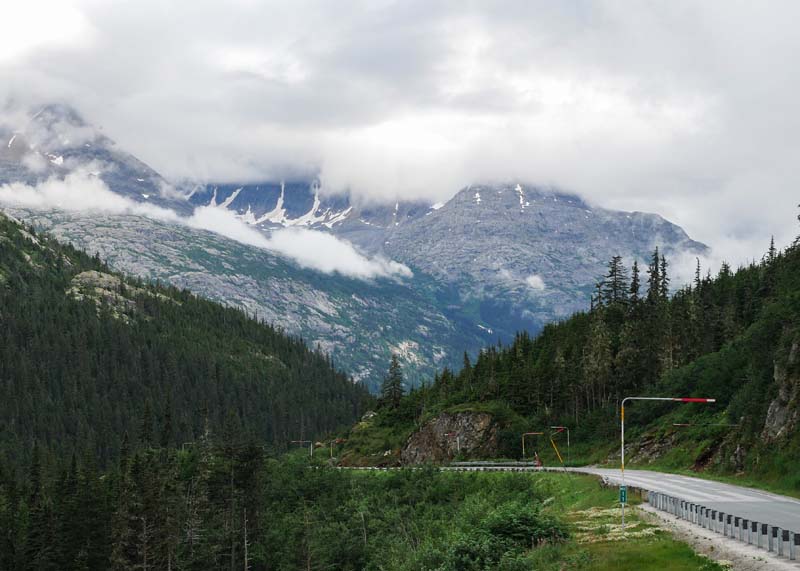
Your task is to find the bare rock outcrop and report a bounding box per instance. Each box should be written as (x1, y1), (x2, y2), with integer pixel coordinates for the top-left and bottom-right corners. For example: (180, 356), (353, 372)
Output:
(762, 341), (800, 442)
(400, 411), (499, 465)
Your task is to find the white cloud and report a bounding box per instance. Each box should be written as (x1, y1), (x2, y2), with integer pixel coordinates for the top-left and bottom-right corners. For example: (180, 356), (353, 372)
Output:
(0, 1), (799, 270)
(0, 174), (412, 280)
(525, 274), (546, 291)
(265, 227), (413, 280)
(0, 170), (179, 221)
(188, 206), (412, 279)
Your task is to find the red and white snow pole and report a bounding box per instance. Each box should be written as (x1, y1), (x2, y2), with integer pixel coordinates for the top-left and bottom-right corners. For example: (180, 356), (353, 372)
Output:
(620, 396), (715, 530)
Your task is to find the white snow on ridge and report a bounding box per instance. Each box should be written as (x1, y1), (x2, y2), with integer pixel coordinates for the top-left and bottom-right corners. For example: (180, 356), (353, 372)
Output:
(255, 181), (287, 224)
(288, 191), (325, 226)
(220, 187), (242, 208)
(474, 191), (481, 204)
(323, 206), (353, 228)
(515, 183), (526, 211)
(431, 201), (445, 210)
(7, 134), (16, 148)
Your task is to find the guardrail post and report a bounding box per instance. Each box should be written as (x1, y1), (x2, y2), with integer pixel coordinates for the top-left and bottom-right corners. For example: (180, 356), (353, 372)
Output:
(780, 529), (788, 557)
(741, 519), (748, 541)
(769, 526), (776, 552)
(790, 531), (797, 560)
(734, 517), (740, 539)
(759, 523), (766, 548)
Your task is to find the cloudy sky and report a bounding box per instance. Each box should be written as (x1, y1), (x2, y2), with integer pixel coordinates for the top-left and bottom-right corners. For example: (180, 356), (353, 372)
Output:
(1, 0), (799, 267)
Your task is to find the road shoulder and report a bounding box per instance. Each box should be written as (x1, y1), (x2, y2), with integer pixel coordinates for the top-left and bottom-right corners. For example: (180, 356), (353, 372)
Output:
(639, 502), (800, 571)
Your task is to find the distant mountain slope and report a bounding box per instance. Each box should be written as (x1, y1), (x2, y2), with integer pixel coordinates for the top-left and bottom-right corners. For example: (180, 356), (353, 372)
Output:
(193, 180), (707, 334)
(9, 207), (491, 391)
(1, 103), (709, 391)
(0, 211), (371, 469)
(0, 103), (191, 214)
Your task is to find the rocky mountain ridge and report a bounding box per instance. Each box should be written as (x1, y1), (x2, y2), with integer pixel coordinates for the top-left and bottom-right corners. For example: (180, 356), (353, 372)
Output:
(0, 103), (709, 390)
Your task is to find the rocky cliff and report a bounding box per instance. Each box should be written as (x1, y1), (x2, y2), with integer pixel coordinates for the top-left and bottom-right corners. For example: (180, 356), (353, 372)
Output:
(400, 412), (499, 465)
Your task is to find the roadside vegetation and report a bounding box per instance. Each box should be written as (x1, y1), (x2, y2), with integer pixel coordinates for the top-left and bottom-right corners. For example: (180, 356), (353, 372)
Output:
(343, 221), (800, 498)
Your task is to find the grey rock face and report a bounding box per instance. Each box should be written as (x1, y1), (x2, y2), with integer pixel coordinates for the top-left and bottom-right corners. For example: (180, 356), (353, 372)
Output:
(400, 411), (499, 465)
(762, 341), (800, 441)
(196, 179), (708, 335)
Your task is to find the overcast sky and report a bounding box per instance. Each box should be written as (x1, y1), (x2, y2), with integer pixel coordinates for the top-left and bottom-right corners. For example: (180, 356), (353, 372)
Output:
(1, 0), (799, 268)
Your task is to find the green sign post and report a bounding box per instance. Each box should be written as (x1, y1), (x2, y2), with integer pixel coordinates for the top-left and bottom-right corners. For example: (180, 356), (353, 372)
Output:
(619, 486), (627, 504)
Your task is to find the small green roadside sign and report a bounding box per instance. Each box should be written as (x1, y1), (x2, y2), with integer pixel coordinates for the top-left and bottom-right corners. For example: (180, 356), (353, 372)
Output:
(619, 486), (627, 504)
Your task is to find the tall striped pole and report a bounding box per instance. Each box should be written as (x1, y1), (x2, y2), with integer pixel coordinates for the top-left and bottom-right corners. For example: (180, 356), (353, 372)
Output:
(621, 397), (716, 530)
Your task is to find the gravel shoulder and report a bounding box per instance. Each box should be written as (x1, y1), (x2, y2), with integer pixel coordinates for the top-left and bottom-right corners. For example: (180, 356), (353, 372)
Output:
(640, 502), (800, 571)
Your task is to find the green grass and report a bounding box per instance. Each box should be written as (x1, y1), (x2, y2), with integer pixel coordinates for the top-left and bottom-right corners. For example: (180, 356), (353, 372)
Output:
(524, 473), (727, 571)
(578, 538), (725, 571)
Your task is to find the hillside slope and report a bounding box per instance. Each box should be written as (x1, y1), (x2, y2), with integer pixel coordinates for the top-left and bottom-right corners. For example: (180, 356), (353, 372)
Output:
(344, 235), (800, 492)
(0, 212), (371, 471)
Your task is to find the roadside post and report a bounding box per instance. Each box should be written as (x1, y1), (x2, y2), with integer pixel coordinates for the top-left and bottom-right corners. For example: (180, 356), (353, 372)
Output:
(621, 396), (716, 530)
(549, 426), (570, 464)
(521, 432), (543, 460)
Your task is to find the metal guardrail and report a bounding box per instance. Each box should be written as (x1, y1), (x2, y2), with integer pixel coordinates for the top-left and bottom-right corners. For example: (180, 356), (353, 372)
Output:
(646, 489), (799, 561)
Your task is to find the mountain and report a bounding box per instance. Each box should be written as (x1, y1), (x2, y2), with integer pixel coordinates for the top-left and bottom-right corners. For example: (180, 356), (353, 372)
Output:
(0, 103), (190, 214)
(341, 234), (800, 486)
(8, 207), (491, 389)
(0, 211), (371, 470)
(192, 180), (707, 334)
(1, 104), (708, 390)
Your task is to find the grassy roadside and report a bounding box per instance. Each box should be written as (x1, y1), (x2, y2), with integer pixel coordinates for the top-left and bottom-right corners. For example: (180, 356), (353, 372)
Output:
(525, 472), (728, 570)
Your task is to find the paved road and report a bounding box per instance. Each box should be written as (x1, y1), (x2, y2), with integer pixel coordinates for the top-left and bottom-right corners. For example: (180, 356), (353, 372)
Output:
(575, 467), (800, 533)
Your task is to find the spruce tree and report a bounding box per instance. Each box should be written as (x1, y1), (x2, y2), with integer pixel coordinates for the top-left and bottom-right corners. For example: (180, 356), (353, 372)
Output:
(767, 236), (777, 263)
(601, 256), (629, 305)
(629, 260), (641, 303)
(380, 355), (405, 409)
(646, 248), (661, 304)
(659, 255), (670, 300)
